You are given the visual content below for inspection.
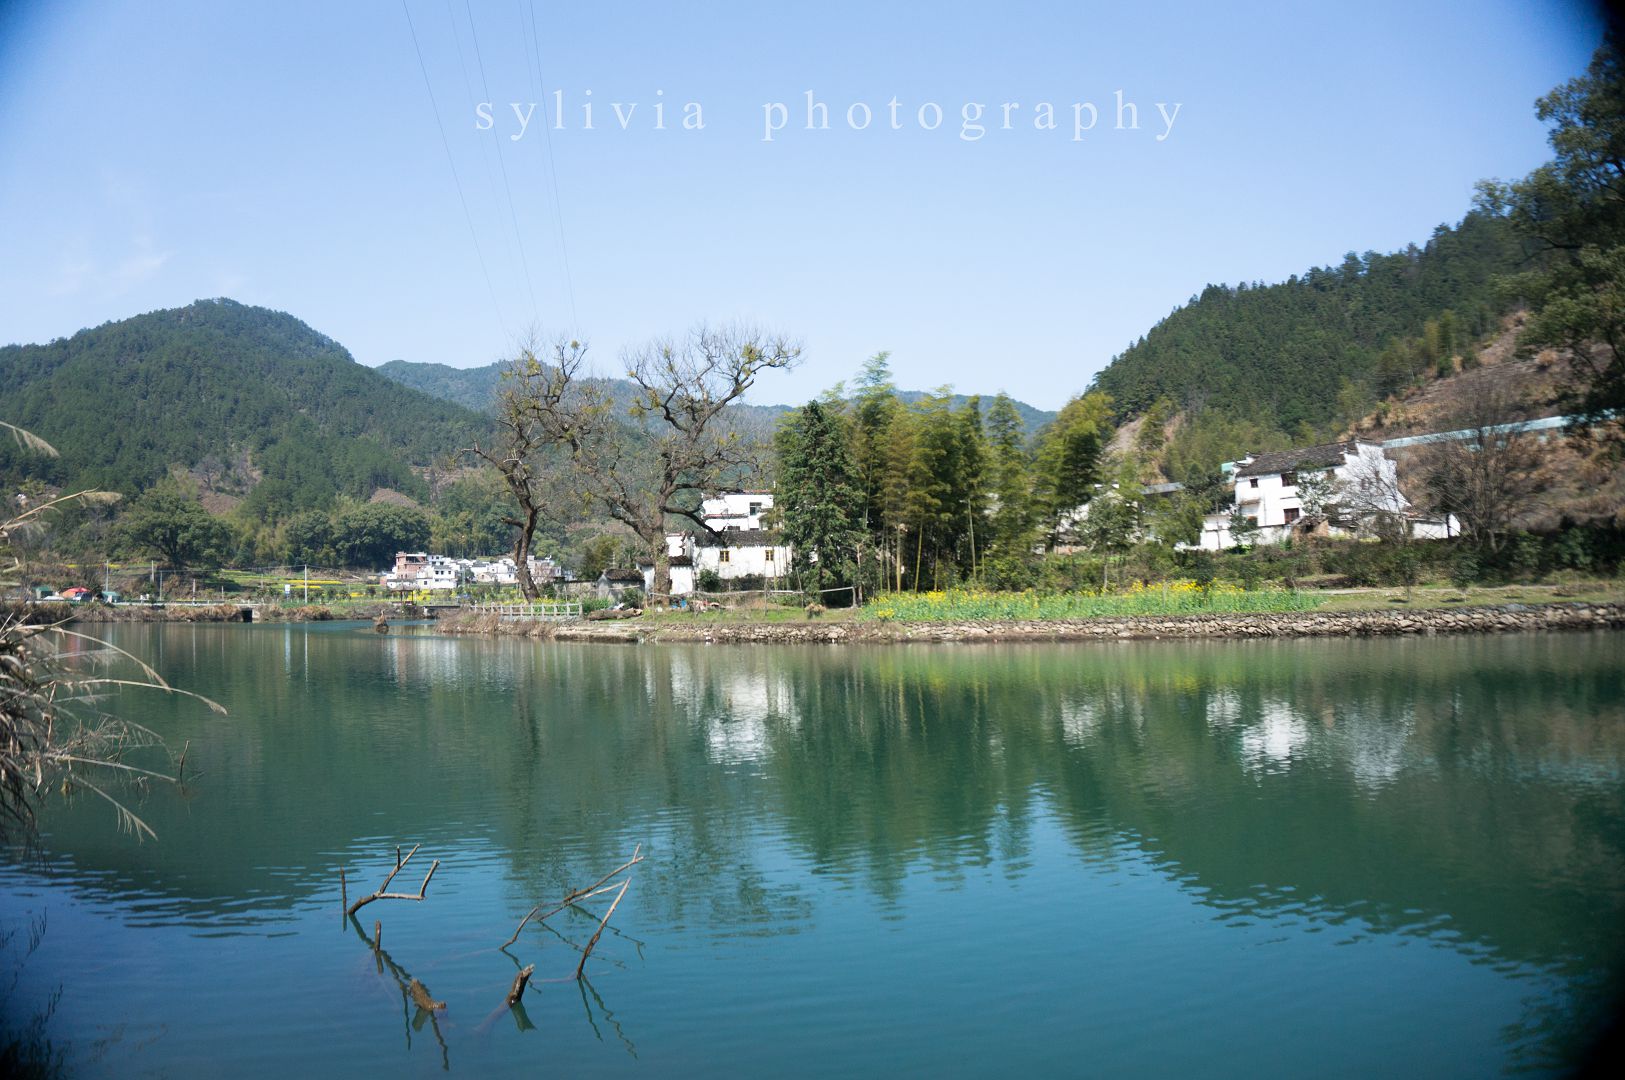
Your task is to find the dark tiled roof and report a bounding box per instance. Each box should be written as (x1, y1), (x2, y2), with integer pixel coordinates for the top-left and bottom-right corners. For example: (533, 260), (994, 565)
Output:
(600, 568), (645, 583)
(692, 528), (783, 548)
(1235, 441), (1357, 478)
(670, 555), (693, 567)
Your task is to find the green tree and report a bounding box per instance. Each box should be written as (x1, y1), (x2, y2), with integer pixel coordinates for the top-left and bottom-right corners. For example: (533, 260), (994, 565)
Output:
(983, 393), (1040, 586)
(283, 509), (335, 566)
(1226, 506), (1260, 550)
(1034, 392), (1112, 545)
(850, 352), (899, 538)
(1479, 36), (1625, 431)
(775, 400), (865, 598)
(332, 503), (431, 569)
(117, 481), (231, 573)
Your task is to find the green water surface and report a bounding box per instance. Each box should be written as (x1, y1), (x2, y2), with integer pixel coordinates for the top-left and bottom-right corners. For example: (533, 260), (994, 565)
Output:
(2, 624), (1622, 1076)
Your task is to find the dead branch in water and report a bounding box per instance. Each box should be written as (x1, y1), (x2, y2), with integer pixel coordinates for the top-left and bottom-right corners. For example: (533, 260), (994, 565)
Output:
(504, 845), (643, 948)
(410, 978), (445, 1012)
(505, 964), (536, 1007)
(575, 878), (631, 980)
(348, 914), (449, 1067)
(346, 843), (439, 918)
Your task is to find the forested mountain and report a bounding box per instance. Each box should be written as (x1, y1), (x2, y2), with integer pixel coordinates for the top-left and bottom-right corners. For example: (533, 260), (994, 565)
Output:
(0, 299), (488, 516)
(376, 358), (504, 412)
(1090, 211), (1527, 434)
(378, 359), (1058, 435)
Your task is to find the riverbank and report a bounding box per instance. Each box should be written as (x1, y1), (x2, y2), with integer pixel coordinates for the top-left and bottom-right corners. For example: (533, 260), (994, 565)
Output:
(439, 599), (1625, 644)
(49, 602), (414, 623)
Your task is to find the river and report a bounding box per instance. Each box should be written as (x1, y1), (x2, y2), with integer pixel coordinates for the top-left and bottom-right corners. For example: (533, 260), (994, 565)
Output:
(2, 624), (1622, 1076)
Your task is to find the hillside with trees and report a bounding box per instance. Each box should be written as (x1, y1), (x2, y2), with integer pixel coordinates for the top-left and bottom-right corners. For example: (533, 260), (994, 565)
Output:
(1089, 212), (1528, 438)
(0, 299), (488, 517)
(377, 356), (1058, 436)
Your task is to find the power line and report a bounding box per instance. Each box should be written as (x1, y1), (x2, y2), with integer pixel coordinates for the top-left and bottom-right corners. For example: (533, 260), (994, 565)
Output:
(443, 0), (525, 318)
(401, 0), (509, 339)
(463, 0), (542, 328)
(523, 0), (581, 337)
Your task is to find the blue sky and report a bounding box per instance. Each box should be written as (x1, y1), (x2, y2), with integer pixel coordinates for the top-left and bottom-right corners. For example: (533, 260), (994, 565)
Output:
(0, 1), (1607, 409)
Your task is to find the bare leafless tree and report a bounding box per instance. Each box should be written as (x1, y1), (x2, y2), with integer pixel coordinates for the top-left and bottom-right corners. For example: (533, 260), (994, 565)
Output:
(1414, 380), (1546, 554)
(614, 326), (800, 597)
(462, 338), (590, 599)
(1329, 454), (1410, 541)
(522, 325), (800, 600)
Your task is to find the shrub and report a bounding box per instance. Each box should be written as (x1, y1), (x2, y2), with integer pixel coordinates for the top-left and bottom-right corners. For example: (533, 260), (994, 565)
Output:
(1449, 550), (1480, 589)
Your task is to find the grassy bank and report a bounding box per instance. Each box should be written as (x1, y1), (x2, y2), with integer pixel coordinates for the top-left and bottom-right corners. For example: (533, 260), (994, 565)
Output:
(864, 582), (1323, 622)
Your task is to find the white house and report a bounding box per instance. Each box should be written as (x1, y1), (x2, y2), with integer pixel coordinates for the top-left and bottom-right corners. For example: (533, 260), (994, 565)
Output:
(700, 491), (773, 531)
(656, 491), (792, 595)
(1196, 440), (1452, 551)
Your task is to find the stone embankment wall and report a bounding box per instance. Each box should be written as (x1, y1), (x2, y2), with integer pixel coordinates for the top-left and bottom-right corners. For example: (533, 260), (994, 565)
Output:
(441, 602), (1625, 645)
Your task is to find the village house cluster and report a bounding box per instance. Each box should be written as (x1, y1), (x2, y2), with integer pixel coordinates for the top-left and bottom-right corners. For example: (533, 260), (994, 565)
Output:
(378, 492), (792, 599)
(379, 552), (571, 592)
(375, 427), (1509, 596)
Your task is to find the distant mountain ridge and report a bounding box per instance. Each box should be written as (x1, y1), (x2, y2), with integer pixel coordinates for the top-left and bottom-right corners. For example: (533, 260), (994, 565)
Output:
(0, 299), (488, 515)
(376, 359), (1059, 435)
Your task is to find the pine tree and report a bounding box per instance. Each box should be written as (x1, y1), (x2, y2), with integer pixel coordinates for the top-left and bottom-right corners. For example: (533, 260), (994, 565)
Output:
(775, 400), (866, 598)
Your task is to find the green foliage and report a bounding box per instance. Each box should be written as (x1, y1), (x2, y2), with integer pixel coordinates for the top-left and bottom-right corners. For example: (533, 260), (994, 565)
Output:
(1090, 214), (1522, 437)
(282, 509), (336, 566)
(429, 472), (516, 558)
(576, 533), (628, 581)
(1034, 392), (1112, 537)
(774, 399), (865, 595)
(1478, 36), (1625, 430)
(1449, 549), (1481, 589)
(116, 480), (230, 571)
(0, 299), (484, 509)
(331, 503), (431, 569)
(1225, 506), (1260, 550)
(864, 583), (1321, 622)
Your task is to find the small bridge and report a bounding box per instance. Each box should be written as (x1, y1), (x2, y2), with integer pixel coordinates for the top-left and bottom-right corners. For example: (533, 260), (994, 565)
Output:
(468, 601), (585, 622)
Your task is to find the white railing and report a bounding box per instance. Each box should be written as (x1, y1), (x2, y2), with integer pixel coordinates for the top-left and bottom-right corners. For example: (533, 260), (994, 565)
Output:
(469, 601), (585, 621)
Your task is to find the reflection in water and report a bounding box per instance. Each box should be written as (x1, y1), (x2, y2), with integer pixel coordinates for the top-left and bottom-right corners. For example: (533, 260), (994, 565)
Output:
(1, 625), (1621, 1076)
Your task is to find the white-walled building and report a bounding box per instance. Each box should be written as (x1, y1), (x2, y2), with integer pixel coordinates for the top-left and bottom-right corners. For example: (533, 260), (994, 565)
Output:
(700, 491), (773, 531)
(655, 491), (792, 595)
(468, 555), (562, 587)
(1197, 440), (1453, 551)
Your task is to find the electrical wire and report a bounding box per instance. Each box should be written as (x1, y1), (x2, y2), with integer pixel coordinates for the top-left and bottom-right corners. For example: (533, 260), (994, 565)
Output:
(401, 0), (509, 339)
(522, 0), (581, 337)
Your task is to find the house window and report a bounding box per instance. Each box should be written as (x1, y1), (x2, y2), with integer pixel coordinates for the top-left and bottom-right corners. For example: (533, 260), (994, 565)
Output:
(719, 550), (731, 563)
(765, 548), (774, 562)
(1281, 471), (1298, 487)
(749, 502), (763, 515)
(1283, 507), (1301, 524)
(1248, 478), (1258, 488)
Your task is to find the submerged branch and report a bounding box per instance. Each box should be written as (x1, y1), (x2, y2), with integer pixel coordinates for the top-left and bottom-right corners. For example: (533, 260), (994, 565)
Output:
(504, 844), (643, 948)
(575, 878), (631, 980)
(346, 844), (439, 917)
